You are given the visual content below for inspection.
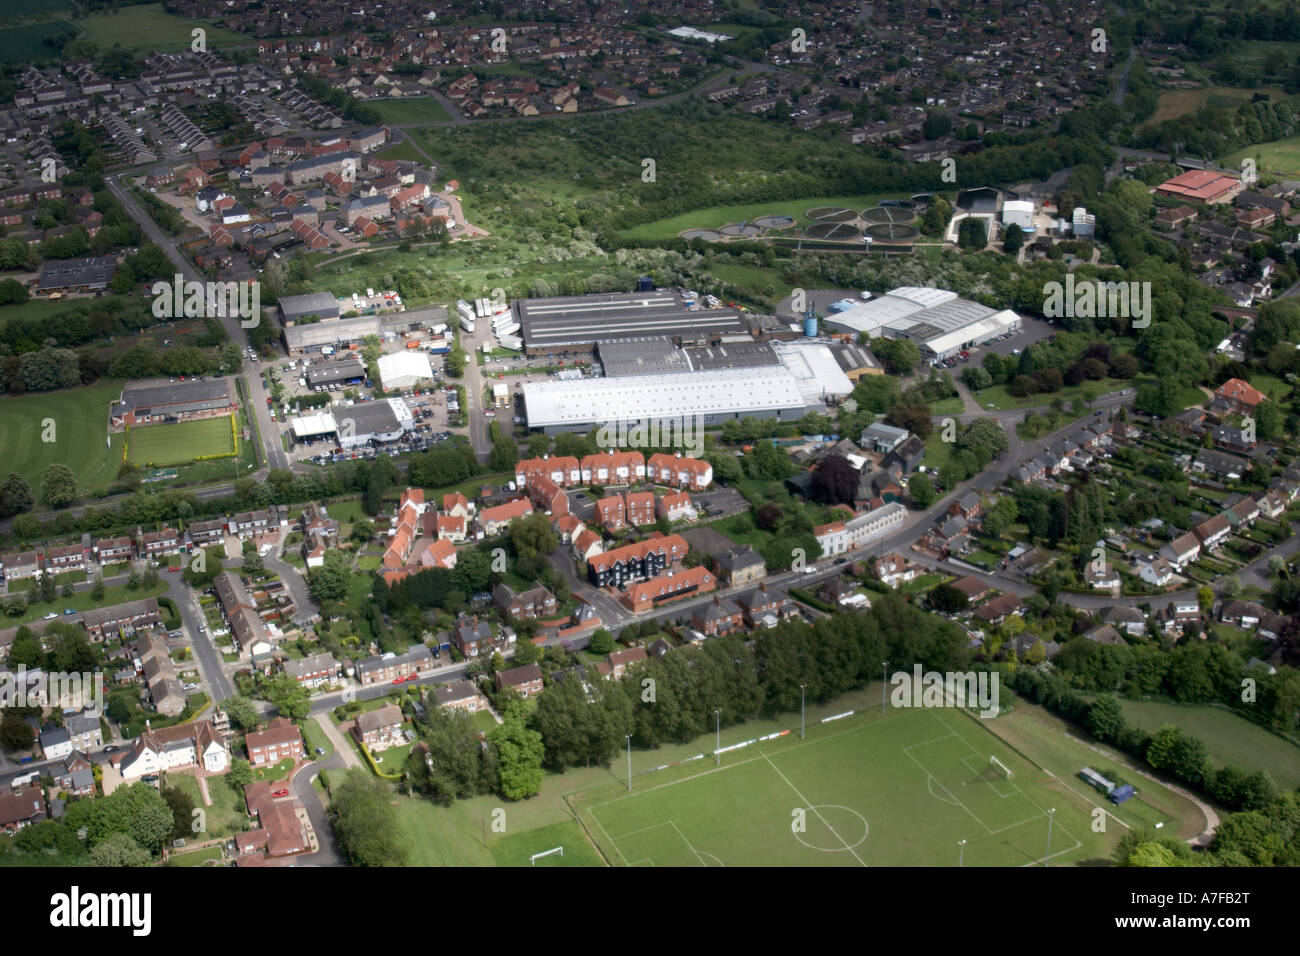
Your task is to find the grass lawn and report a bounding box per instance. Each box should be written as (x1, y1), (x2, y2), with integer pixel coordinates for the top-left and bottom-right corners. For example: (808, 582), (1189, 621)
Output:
(0, 380), (124, 494)
(1223, 133), (1300, 181)
(127, 415), (234, 467)
(374, 140), (429, 163)
(1249, 371), (1293, 403)
(79, 3), (249, 53)
(369, 97), (453, 126)
(167, 845), (223, 866)
(1104, 698), (1300, 791)
(573, 699), (1125, 866)
(356, 555), (381, 571)
(1151, 85), (1288, 125)
(983, 696), (1206, 841)
(302, 717), (334, 759)
(253, 757), (296, 783)
(163, 771), (249, 839)
(921, 429), (954, 472)
(12, 579), (167, 626)
(929, 396), (965, 416)
(326, 498), (366, 523)
(0, 21), (77, 62)
(370, 741), (414, 771)
(974, 377), (1130, 412)
(471, 710), (499, 733)
(620, 192), (913, 241)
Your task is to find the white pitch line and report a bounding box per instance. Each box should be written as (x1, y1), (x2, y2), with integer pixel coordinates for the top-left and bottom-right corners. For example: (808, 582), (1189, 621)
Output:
(762, 753), (868, 867)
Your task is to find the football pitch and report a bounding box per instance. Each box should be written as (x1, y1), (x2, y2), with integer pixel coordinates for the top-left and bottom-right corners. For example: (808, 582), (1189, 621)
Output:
(127, 416), (234, 466)
(575, 706), (1108, 867)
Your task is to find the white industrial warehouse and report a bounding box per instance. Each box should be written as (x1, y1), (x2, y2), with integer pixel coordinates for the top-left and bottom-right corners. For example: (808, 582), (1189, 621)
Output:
(820, 286), (1021, 363)
(377, 350), (434, 390)
(288, 397), (414, 449)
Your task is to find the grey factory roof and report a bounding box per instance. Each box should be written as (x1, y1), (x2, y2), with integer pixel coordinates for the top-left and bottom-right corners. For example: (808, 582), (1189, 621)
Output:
(523, 365), (810, 427)
(681, 340), (780, 370)
(305, 360), (366, 385)
(38, 256), (118, 291)
(117, 379), (233, 414)
(598, 337), (691, 377)
(278, 291), (341, 323)
(516, 292), (749, 349)
(334, 398), (414, 445)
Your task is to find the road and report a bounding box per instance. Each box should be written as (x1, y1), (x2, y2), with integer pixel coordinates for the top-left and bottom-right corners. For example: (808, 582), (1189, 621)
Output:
(164, 569), (234, 703)
(105, 173), (287, 473)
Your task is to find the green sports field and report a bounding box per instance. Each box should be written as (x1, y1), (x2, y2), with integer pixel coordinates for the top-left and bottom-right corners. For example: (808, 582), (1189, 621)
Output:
(78, 3), (249, 53)
(127, 416), (234, 466)
(0, 381), (123, 493)
(573, 706), (1128, 867)
(1222, 133), (1300, 181)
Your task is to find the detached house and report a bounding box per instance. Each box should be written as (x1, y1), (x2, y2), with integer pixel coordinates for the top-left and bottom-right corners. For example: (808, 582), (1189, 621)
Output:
(495, 662), (544, 698)
(245, 717), (304, 768)
(353, 703), (405, 751)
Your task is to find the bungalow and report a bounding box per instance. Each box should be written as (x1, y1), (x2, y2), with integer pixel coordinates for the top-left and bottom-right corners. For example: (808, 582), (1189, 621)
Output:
(432, 679), (490, 713)
(1220, 600), (1266, 629)
(975, 593), (1021, 625)
(1137, 555), (1176, 587)
(495, 662), (544, 698)
(1084, 623), (1127, 646)
(0, 788), (46, 833)
(1083, 561), (1121, 592)
(950, 575), (992, 605)
(1102, 605), (1147, 637)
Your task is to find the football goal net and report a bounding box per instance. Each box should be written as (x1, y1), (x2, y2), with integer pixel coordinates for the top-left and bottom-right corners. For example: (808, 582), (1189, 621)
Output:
(989, 755), (1013, 779)
(530, 846), (563, 865)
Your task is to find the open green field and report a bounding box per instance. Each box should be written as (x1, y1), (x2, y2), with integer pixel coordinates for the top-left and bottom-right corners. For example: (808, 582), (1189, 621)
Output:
(0, 19), (74, 62)
(574, 705), (1118, 867)
(373, 140), (427, 164)
(0, 381), (123, 493)
(1150, 85), (1289, 125)
(619, 193), (912, 241)
(0, 0), (76, 17)
(127, 416), (233, 466)
(1222, 132), (1300, 182)
(369, 97), (453, 126)
(1106, 698), (1300, 791)
(79, 3), (249, 52)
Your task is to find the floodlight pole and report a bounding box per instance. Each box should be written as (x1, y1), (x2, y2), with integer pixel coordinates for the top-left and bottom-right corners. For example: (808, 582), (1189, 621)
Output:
(715, 709), (721, 765)
(882, 661), (889, 716)
(1044, 808), (1055, 867)
(625, 734), (632, 791)
(958, 839), (966, 868)
(800, 684), (806, 739)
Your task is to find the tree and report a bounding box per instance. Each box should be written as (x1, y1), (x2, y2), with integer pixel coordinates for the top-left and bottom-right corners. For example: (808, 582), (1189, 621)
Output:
(1002, 223), (1024, 254)
(1085, 693), (1125, 743)
(811, 454), (859, 505)
(161, 784), (196, 841)
(0, 473), (33, 516)
(220, 695), (259, 733)
(0, 712), (35, 751)
(307, 550), (352, 603)
(40, 463), (78, 508)
(926, 583), (969, 614)
(489, 714), (545, 800)
(332, 769), (408, 865)
(872, 338), (922, 374)
(228, 758), (253, 787)
(589, 628), (615, 654)
(89, 833), (152, 867)
(909, 472), (935, 508)
(242, 539), (265, 575)
(260, 673), (311, 719)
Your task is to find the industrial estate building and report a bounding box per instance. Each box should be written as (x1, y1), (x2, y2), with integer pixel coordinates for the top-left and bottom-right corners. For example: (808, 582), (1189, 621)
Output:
(289, 397), (414, 449)
(278, 294), (448, 353)
(820, 286), (1022, 363)
(514, 291), (749, 355)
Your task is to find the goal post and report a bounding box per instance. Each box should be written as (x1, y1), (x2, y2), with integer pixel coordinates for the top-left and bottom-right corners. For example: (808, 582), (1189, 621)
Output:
(530, 846), (563, 865)
(989, 755), (1013, 779)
